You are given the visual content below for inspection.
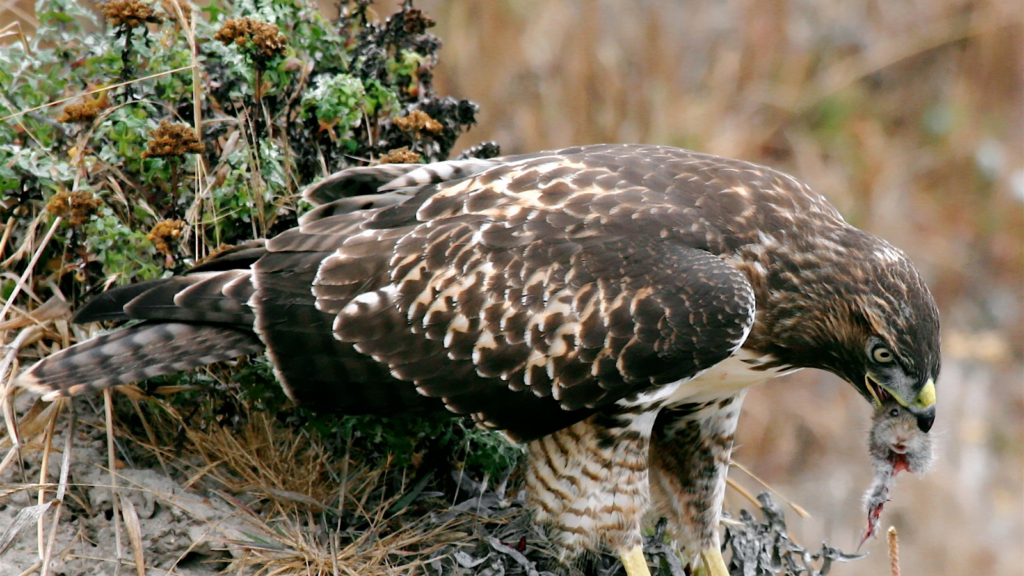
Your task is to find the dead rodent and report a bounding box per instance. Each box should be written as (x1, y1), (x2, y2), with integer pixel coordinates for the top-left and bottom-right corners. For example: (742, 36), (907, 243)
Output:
(868, 401), (935, 475)
(860, 402), (935, 548)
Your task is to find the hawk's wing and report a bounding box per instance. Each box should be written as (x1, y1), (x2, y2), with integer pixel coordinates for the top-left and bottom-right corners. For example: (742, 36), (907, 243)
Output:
(257, 145), (757, 440)
(20, 145), (758, 441)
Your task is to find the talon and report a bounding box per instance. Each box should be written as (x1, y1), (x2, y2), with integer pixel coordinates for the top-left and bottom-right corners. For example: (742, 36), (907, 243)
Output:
(619, 545), (651, 576)
(695, 546), (730, 576)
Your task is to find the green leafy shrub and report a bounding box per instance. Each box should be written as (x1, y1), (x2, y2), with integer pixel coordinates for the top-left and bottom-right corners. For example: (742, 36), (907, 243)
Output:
(1, 0), (514, 481)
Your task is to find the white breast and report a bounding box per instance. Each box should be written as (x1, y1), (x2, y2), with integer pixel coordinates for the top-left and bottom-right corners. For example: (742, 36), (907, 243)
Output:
(666, 349), (799, 405)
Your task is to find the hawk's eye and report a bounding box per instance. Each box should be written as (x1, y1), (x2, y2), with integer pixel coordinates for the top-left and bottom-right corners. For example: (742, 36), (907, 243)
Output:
(872, 346), (894, 363)
(889, 408), (900, 418)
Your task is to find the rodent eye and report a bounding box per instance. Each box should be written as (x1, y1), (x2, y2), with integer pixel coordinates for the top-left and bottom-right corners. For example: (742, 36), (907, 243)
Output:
(872, 346), (894, 363)
(889, 408), (900, 418)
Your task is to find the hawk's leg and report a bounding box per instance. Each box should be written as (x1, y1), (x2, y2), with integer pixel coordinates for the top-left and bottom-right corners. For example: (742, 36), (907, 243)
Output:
(649, 392), (746, 575)
(526, 410), (658, 576)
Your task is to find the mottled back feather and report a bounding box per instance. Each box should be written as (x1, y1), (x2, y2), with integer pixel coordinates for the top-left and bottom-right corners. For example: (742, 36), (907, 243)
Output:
(257, 146), (759, 440)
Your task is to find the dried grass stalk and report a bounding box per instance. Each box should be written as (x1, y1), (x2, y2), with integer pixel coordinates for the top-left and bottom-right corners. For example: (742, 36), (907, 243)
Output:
(0, 65), (197, 124)
(40, 409), (74, 576)
(0, 216), (62, 321)
(118, 494), (147, 576)
(103, 389), (125, 571)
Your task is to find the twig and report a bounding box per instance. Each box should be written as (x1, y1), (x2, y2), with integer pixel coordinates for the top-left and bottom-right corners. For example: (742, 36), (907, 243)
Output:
(169, 0), (208, 259)
(0, 65), (197, 124)
(1, 327), (42, 390)
(725, 477), (761, 510)
(104, 389), (124, 576)
(0, 216), (15, 260)
(36, 409), (58, 558)
(40, 408), (73, 576)
(0, 21), (33, 53)
(330, 530), (340, 576)
(16, 561), (43, 576)
(118, 494), (146, 576)
(0, 212), (41, 269)
(1, 326), (44, 475)
(239, 113), (268, 239)
(730, 459), (810, 519)
(0, 216), (62, 322)
(337, 429), (354, 522)
(127, 397), (169, 476)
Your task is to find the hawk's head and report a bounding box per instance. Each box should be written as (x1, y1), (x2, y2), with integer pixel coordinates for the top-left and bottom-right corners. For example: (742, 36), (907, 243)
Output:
(762, 234), (940, 433)
(840, 246), (940, 433)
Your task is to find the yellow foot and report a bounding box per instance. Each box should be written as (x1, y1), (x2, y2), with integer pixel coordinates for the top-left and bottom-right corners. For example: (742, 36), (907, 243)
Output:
(695, 545), (730, 576)
(619, 545), (652, 576)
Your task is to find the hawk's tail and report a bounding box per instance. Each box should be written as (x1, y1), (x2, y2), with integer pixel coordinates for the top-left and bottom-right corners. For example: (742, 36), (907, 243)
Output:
(17, 245), (266, 401)
(16, 322), (264, 401)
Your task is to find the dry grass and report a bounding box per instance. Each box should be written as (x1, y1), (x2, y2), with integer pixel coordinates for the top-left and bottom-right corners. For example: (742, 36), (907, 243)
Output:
(117, 397), (473, 576)
(0, 373), (526, 575)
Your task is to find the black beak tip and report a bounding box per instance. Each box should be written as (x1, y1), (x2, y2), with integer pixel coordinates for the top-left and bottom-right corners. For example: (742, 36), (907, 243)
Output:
(914, 406), (936, 433)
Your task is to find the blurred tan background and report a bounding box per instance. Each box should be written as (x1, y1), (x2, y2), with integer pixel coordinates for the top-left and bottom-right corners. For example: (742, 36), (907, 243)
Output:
(4, 0), (1022, 574)
(411, 1), (1022, 574)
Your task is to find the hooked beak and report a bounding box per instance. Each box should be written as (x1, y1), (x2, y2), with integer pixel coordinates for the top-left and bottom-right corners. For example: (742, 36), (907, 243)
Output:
(908, 379), (937, 432)
(910, 405), (936, 433)
(865, 376), (936, 433)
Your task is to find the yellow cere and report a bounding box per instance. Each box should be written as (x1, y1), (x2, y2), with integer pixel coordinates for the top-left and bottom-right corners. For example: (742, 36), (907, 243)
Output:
(914, 379), (936, 409)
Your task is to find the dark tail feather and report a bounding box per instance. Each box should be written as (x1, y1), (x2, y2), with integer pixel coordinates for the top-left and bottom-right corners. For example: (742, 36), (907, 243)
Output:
(74, 243), (263, 325)
(71, 279), (166, 323)
(73, 271), (255, 327)
(16, 323), (264, 400)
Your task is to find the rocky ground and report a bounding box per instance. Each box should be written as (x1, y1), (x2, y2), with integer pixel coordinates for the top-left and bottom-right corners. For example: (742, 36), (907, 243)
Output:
(0, 406), (249, 575)
(0, 388), (868, 576)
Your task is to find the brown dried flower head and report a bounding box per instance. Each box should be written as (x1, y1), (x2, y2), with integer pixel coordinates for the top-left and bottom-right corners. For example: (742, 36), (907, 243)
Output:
(143, 120), (205, 158)
(378, 147), (422, 164)
(102, 0), (163, 28)
(401, 8), (436, 35)
(393, 109), (443, 134)
(148, 219), (186, 256)
(45, 191), (103, 227)
(214, 18), (288, 62)
(57, 100), (105, 124)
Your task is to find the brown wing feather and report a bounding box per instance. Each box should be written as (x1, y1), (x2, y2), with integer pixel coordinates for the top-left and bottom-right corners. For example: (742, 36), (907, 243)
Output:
(297, 146), (757, 441)
(72, 240), (266, 324)
(302, 163), (421, 205)
(121, 272), (255, 325)
(252, 248), (443, 414)
(301, 158), (505, 206)
(21, 246), (264, 398)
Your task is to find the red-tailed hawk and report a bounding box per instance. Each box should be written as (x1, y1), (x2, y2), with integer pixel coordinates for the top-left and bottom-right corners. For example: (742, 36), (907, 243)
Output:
(18, 144), (940, 576)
